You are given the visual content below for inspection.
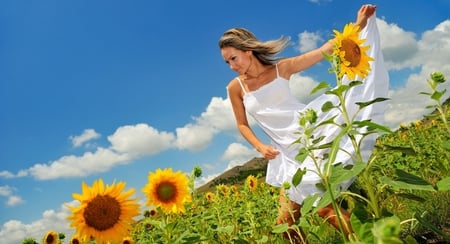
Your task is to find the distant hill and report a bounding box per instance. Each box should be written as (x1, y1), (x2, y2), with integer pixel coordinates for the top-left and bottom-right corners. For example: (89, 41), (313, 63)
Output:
(196, 157), (268, 193)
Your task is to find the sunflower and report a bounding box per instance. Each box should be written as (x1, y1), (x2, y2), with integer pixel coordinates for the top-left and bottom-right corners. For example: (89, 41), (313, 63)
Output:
(43, 230), (58, 244)
(246, 175), (258, 191)
(69, 236), (82, 244)
(205, 192), (215, 202)
(142, 168), (192, 214)
(230, 185), (240, 197)
(216, 184), (229, 196)
(333, 23), (373, 81)
(67, 179), (140, 244)
(122, 236), (134, 244)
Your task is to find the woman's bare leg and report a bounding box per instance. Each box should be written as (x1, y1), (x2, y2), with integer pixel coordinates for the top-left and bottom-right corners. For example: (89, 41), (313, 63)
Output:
(276, 189), (307, 243)
(317, 204), (352, 237)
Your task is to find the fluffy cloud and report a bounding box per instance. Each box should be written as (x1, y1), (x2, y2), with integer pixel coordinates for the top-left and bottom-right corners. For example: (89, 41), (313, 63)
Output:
(109, 123), (175, 156)
(221, 143), (260, 170)
(296, 31), (324, 53)
(379, 19), (450, 127)
(0, 186), (24, 207)
(27, 148), (131, 180)
(0, 203), (73, 244)
(69, 129), (101, 148)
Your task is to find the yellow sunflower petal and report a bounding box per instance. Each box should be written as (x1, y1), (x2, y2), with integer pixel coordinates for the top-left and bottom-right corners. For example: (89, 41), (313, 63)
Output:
(333, 22), (374, 80)
(142, 168), (192, 214)
(67, 178), (140, 244)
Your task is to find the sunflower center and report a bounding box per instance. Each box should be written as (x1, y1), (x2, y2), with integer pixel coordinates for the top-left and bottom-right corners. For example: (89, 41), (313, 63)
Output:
(250, 180), (255, 188)
(156, 182), (177, 202)
(45, 233), (55, 243)
(341, 39), (361, 67)
(84, 195), (121, 231)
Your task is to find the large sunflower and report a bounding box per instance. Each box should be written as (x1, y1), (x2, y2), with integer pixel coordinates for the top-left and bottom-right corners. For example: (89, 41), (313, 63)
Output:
(142, 168), (192, 214)
(67, 179), (140, 244)
(333, 23), (373, 80)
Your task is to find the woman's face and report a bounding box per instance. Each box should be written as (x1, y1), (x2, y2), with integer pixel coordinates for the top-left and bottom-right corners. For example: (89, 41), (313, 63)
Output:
(221, 46), (251, 75)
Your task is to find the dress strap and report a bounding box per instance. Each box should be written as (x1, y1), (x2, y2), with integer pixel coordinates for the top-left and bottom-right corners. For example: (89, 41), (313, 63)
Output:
(236, 77), (248, 94)
(275, 63), (280, 78)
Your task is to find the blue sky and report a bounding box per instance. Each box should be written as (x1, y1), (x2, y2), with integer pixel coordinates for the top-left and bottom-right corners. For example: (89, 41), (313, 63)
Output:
(1, 0), (449, 243)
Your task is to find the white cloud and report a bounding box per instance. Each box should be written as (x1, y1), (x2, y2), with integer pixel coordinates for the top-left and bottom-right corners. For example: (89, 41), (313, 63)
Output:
(175, 123), (217, 151)
(6, 196), (24, 207)
(0, 186), (24, 207)
(0, 170), (28, 179)
(197, 97), (236, 131)
(70, 129), (101, 148)
(0, 186), (13, 196)
(289, 73), (325, 103)
(175, 96), (235, 151)
(377, 19), (419, 70)
(28, 148), (131, 180)
(378, 19), (450, 128)
(0, 202), (74, 244)
(109, 123), (175, 156)
(221, 143), (259, 170)
(297, 31), (324, 53)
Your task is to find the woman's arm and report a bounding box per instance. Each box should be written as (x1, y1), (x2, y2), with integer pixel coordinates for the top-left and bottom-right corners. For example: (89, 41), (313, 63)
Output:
(227, 79), (280, 160)
(278, 4), (376, 79)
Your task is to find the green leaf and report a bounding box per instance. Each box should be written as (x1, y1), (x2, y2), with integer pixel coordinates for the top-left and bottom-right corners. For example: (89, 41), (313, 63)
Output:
(311, 141), (333, 150)
(349, 80), (363, 87)
(372, 215), (402, 243)
(272, 223), (289, 234)
(315, 185), (339, 209)
(217, 225), (234, 233)
(355, 97), (390, 109)
(437, 177), (450, 191)
(321, 101), (335, 112)
(295, 148), (308, 163)
(292, 168), (307, 187)
(419, 91), (432, 96)
(431, 89), (446, 101)
(316, 115), (338, 127)
(325, 84), (349, 96)
(395, 169), (432, 186)
(379, 176), (435, 191)
(381, 144), (416, 155)
(330, 161), (366, 185)
(441, 140), (450, 151)
(414, 213), (450, 241)
(353, 120), (393, 134)
(394, 193), (426, 202)
(300, 194), (320, 216)
(310, 81), (330, 95)
(350, 213), (374, 243)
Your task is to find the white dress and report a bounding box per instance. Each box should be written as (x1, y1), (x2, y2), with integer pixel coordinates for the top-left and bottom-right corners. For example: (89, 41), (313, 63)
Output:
(234, 15), (388, 204)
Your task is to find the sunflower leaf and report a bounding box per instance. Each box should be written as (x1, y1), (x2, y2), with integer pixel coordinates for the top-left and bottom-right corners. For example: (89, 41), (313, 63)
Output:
(292, 168), (307, 187)
(310, 81), (330, 95)
(321, 101), (336, 112)
(355, 97), (390, 109)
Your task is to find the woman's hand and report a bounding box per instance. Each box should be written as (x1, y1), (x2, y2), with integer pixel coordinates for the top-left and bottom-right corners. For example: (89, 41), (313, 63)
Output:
(355, 4), (376, 30)
(258, 144), (280, 160)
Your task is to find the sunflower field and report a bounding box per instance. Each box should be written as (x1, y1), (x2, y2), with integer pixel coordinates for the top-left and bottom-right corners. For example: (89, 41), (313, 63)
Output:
(22, 23), (450, 244)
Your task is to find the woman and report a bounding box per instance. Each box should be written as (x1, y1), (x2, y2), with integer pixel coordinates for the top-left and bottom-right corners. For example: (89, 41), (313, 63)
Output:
(219, 4), (386, 242)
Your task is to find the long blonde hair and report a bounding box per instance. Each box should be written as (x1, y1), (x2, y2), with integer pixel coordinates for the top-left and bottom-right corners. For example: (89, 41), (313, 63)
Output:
(218, 27), (291, 65)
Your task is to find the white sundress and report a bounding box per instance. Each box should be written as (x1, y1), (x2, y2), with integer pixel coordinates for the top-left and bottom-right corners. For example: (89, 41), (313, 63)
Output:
(233, 15), (389, 204)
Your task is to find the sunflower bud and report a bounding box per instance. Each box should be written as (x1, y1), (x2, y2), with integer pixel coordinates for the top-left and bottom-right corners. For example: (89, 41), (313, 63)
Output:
(192, 166), (203, 178)
(430, 72), (446, 84)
